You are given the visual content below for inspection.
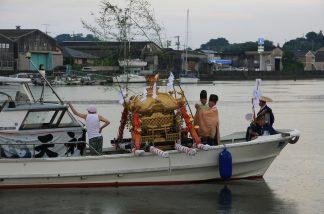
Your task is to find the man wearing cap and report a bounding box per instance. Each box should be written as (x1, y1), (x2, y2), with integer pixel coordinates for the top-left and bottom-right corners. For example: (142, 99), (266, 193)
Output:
(68, 102), (110, 155)
(195, 94), (220, 145)
(257, 96), (274, 126)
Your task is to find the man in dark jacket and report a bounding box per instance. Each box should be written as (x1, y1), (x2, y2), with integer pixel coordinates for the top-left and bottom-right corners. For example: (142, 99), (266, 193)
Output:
(246, 114), (277, 141)
(257, 96), (275, 126)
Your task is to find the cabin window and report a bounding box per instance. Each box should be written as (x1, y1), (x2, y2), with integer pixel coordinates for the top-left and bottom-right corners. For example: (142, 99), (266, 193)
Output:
(21, 111), (57, 129)
(20, 110), (80, 130)
(58, 111), (80, 128)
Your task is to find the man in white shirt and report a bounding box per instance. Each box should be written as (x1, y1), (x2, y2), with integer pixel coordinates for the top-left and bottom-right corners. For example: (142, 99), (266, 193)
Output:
(68, 102), (110, 155)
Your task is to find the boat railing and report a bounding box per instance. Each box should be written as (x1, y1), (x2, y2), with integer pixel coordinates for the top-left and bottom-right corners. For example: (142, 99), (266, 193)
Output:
(0, 141), (102, 159)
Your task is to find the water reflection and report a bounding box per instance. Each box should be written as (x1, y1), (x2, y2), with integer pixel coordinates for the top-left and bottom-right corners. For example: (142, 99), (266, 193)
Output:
(0, 180), (296, 214)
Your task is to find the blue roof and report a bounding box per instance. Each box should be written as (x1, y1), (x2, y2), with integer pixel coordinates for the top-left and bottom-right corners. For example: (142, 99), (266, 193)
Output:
(208, 59), (232, 65)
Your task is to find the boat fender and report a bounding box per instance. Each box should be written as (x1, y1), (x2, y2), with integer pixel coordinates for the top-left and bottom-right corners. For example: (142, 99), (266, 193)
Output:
(289, 136), (299, 144)
(219, 147), (232, 179)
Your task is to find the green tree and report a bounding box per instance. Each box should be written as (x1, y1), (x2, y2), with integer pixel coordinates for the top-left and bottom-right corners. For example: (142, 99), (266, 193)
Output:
(200, 38), (229, 51)
(282, 51), (304, 72)
(55, 33), (99, 42)
(283, 30), (324, 51)
(200, 38), (275, 52)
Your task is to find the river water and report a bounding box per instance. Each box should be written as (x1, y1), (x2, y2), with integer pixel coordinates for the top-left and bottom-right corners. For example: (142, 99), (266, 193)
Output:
(0, 79), (323, 214)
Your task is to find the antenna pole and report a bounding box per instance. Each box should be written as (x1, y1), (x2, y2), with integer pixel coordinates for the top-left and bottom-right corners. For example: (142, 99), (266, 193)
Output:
(185, 9), (189, 72)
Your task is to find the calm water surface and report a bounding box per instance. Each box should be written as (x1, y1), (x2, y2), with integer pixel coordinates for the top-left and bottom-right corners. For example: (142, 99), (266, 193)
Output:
(0, 79), (323, 214)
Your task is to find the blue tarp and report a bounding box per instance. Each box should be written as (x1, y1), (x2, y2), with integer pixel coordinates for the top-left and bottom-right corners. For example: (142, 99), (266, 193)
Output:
(208, 59), (232, 65)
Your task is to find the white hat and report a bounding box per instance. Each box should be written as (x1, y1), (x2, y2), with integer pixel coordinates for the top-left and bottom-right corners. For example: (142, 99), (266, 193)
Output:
(86, 105), (97, 113)
(260, 96), (273, 102)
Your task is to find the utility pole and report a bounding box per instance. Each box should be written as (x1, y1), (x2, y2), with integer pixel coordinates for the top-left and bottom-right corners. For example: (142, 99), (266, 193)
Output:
(166, 40), (171, 48)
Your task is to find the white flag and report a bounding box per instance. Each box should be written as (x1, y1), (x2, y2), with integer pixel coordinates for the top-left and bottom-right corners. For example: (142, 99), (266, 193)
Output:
(252, 79), (262, 109)
(141, 87), (147, 103)
(167, 72), (174, 91)
(118, 88), (127, 105)
(153, 83), (157, 99)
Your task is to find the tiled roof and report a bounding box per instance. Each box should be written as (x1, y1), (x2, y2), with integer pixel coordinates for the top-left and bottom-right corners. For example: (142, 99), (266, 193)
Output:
(61, 47), (98, 59)
(0, 29), (37, 40)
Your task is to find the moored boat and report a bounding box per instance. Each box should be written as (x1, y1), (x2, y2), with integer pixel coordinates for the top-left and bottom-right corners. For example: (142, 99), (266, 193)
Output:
(179, 73), (199, 84)
(114, 59), (147, 83)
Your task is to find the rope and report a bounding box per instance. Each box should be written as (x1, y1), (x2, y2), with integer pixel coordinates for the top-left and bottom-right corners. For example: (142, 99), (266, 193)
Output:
(149, 146), (169, 158)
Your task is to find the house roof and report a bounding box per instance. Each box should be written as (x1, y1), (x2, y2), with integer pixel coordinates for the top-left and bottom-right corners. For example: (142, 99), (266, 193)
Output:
(59, 41), (161, 50)
(0, 29), (37, 40)
(305, 50), (315, 57)
(61, 47), (98, 59)
(59, 41), (163, 59)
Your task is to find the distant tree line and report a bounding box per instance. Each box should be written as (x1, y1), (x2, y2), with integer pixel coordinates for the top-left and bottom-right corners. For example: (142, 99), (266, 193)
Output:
(283, 31), (324, 52)
(199, 31), (324, 53)
(199, 37), (275, 52)
(55, 33), (100, 42)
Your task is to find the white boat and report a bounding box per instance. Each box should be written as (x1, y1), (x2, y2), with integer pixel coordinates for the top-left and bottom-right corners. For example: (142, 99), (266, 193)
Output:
(114, 59), (147, 83)
(113, 73), (146, 83)
(0, 76), (300, 188)
(9, 73), (31, 79)
(0, 129), (300, 188)
(179, 73), (199, 84)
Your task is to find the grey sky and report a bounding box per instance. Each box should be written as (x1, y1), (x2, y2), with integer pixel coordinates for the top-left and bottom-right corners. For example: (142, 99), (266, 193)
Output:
(1, 0), (323, 49)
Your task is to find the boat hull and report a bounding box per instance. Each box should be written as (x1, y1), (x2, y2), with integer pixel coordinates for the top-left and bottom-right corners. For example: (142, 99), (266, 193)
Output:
(113, 74), (146, 83)
(180, 77), (199, 84)
(0, 130), (300, 188)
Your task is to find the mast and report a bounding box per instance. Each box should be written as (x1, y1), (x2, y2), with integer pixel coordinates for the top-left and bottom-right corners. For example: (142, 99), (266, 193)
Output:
(185, 9), (189, 73)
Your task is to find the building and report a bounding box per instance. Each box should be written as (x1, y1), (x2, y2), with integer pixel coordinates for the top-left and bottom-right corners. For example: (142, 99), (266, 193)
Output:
(59, 41), (162, 72)
(245, 47), (283, 71)
(314, 47), (324, 70)
(303, 47), (324, 71)
(304, 51), (316, 71)
(0, 27), (62, 75)
(157, 49), (208, 76)
(203, 47), (283, 72)
(61, 47), (98, 65)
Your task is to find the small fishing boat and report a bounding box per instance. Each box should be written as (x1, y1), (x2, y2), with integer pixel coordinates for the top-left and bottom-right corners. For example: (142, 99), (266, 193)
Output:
(0, 75), (300, 189)
(179, 73), (199, 84)
(114, 59), (147, 83)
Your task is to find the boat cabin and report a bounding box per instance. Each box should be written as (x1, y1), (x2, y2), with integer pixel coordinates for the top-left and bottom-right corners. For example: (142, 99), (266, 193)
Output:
(0, 77), (85, 159)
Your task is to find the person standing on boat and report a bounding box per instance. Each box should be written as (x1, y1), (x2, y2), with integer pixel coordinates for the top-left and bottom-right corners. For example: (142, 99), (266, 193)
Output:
(68, 102), (110, 155)
(257, 96), (274, 126)
(194, 90), (208, 125)
(195, 94), (220, 145)
(198, 90), (208, 110)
